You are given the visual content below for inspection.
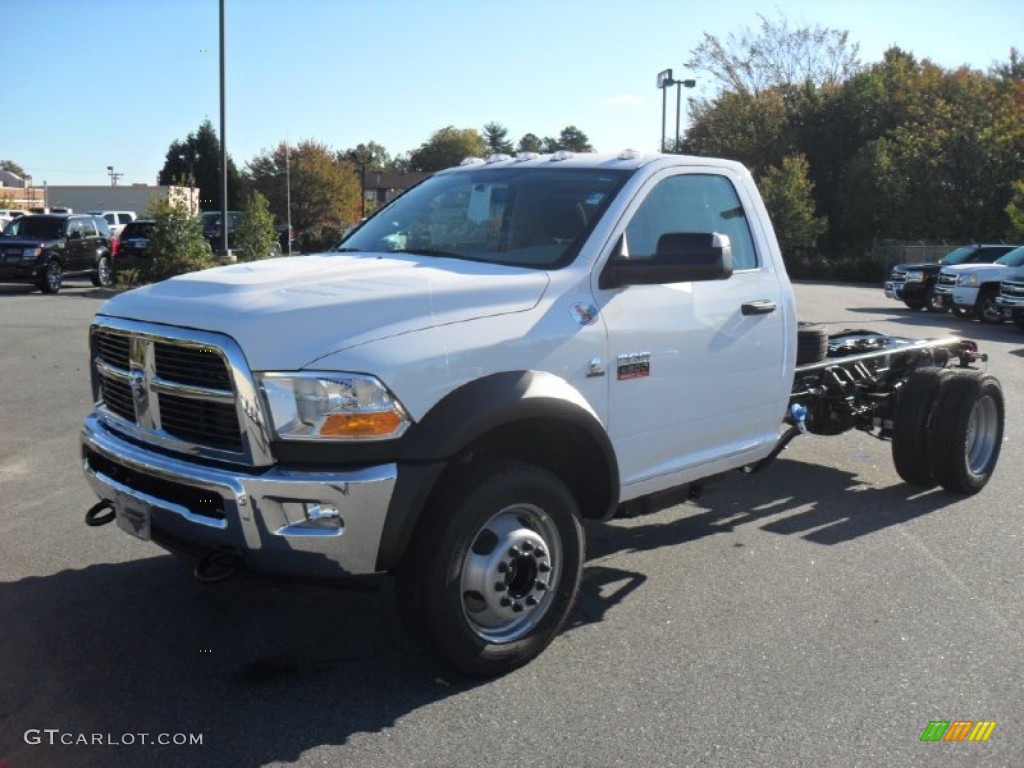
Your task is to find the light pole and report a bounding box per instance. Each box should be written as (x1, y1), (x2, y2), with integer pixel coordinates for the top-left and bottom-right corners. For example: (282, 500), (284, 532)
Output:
(674, 78), (696, 153)
(219, 0), (229, 256)
(656, 69), (674, 152)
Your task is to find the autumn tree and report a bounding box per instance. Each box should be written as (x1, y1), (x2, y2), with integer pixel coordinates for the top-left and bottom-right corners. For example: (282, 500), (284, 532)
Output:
(408, 126), (488, 171)
(157, 119), (242, 211)
(246, 140), (361, 247)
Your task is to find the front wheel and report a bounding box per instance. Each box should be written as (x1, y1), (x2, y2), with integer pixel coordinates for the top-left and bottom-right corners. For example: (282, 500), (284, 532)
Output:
(903, 297), (926, 311)
(924, 286), (947, 313)
(975, 287), (1005, 324)
(39, 258), (63, 294)
(397, 459), (584, 678)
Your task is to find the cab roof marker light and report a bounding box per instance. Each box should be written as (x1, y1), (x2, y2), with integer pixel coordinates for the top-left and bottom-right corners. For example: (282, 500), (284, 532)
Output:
(514, 152), (540, 162)
(618, 149), (643, 160)
(549, 150), (575, 162)
(459, 157), (485, 166)
(486, 153), (512, 164)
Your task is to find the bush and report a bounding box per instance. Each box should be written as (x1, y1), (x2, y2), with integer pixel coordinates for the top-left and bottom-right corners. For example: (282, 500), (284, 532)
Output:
(141, 198), (216, 283)
(235, 191), (278, 261)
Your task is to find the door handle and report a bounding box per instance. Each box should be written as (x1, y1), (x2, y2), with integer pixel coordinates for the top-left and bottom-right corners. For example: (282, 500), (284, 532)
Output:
(741, 300), (777, 315)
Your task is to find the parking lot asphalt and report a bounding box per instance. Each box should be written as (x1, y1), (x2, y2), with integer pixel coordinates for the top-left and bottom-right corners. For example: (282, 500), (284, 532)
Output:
(0, 279), (1020, 768)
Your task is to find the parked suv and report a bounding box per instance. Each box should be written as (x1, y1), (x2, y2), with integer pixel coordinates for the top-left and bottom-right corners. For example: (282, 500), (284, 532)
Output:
(88, 210), (137, 239)
(0, 213), (113, 293)
(114, 218), (155, 266)
(884, 244), (1017, 311)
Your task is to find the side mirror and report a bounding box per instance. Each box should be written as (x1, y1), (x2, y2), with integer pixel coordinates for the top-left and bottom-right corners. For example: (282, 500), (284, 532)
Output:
(599, 232), (733, 289)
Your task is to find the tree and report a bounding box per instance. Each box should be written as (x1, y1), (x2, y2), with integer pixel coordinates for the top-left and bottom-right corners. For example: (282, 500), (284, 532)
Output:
(758, 154), (827, 256)
(686, 12), (861, 95)
(482, 122), (514, 154)
(550, 126), (594, 153)
(1004, 180), (1024, 241)
(246, 140), (361, 247)
(340, 141), (408, 172)
(0, 159), (27, 178)
(235, 191), (278, 261)
(142, 197), (216, 283)
(157, 119), (242, 211)
(408, 126), (487, 171)
(517, 133), (543, 153)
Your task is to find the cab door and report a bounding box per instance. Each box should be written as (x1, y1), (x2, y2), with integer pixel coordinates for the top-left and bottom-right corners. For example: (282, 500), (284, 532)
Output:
(595, 167), (793, 496)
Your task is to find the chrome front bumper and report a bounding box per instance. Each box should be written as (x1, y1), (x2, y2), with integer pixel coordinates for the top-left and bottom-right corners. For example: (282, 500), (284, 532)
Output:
(81, 414), (397, 578)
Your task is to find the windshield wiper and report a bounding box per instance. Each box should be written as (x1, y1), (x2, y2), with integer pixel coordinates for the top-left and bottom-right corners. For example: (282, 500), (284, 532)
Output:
(391, 247), (470, 261)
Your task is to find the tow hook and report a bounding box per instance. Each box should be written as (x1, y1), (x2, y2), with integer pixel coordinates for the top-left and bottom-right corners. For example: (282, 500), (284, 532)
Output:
(194, 550), (241, 585)
(85, 500), (116, 527)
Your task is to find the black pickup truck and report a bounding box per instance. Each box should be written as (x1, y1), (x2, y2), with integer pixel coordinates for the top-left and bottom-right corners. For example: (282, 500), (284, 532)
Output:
(198, 211), (294, 256)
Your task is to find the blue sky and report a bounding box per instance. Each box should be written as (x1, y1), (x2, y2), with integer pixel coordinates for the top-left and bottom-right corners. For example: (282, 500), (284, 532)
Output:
(3, 0), (1021, 186)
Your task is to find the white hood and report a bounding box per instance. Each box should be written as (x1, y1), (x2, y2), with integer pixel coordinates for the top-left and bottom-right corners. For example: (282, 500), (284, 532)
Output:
(98, 253), (549, 370)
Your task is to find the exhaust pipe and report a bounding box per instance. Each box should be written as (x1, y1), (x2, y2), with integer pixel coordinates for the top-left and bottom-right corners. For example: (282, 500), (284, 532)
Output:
(85, 500), (116, 527)
(194, 550), (241, 585)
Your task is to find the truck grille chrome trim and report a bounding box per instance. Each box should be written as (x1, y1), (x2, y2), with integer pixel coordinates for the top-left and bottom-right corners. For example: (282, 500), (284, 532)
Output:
(90, 317), (274, 467)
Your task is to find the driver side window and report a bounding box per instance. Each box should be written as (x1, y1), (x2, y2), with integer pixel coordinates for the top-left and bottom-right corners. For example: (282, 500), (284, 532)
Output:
(624, 174), (758, 270)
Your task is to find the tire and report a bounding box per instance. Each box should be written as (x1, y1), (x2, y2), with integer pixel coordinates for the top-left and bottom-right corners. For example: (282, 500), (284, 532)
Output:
(924, 286), (947, 313)
(397, 459), (584, 678)
(269, 242), (282, 258)
(39, 258), (62, 294)
(891, 367), (950, 487)
(796, 322), (828, 365)
(91, 255), (113, 288)
(926, 372), (1004, 494)
(903, 297), (926, 311)
(974, 286), (1005, 324)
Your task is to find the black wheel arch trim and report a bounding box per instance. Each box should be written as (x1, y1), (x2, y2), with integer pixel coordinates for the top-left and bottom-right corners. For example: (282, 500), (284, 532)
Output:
(375, 370), (619, 571)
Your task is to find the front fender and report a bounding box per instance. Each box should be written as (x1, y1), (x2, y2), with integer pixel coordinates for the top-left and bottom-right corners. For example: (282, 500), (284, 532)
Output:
(377, 370), (618, 570)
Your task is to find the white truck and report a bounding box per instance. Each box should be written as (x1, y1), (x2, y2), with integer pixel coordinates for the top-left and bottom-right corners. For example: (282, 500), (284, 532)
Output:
(934, 245), (1024, 322)
(81, 151), (1004, 677)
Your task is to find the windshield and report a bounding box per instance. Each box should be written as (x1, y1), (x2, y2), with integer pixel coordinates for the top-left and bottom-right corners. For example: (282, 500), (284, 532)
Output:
(338, 166), (631, 269)
(1, 216), (65, 240)
(940, 246), (976, 265)
(995, 247), (1024, 266)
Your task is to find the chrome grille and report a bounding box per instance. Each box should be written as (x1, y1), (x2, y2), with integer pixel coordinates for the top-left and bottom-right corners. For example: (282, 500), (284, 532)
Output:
(153, 341), (232, 390)
(93, 327), (243, 456)
(1001, 281), (1024, 298)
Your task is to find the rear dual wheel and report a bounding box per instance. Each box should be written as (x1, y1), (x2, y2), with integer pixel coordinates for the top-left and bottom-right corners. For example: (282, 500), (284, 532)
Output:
(891, 369), (1004, 494)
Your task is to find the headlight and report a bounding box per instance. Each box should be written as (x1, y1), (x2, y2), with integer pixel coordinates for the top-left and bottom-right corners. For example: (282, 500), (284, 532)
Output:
(904, 271), (924, 283)
(958, 274), (978, 287)
(257, 372), (410, 441)
(22, 247), (41, 261)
